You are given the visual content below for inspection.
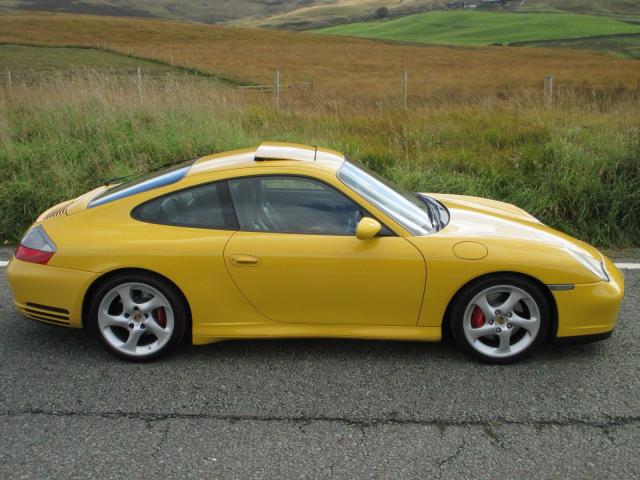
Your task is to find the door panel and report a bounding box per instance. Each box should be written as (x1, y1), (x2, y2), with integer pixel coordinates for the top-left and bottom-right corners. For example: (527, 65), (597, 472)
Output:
(224, 232), (426, 326)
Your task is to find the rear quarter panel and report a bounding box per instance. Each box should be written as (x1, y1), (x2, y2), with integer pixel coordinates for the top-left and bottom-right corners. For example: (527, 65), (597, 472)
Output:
(39, 176), (271, 335)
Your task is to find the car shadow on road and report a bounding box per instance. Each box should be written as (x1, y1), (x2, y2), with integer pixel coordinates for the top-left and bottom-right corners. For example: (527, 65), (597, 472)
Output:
(6, 317), (613, 367)
(182, 336), (610, 364)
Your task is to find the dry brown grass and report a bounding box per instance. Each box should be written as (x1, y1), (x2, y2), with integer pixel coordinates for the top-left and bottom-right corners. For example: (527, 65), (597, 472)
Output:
(1, 11), (638, 105)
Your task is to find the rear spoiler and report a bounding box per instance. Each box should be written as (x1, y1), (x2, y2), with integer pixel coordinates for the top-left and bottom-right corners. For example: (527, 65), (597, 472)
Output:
(254, 142), (317, 162)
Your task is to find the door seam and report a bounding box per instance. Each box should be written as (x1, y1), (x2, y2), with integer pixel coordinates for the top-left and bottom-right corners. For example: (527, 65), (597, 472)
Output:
(222, 231), (280, 323)
(403, 236), (428, 327)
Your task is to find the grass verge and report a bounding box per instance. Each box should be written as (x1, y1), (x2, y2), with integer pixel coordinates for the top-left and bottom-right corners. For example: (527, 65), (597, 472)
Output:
(1, 73), (638, 248)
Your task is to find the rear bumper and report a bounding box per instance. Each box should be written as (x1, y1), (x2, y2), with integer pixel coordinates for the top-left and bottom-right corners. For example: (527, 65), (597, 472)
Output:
(6, 257), (97, 328)
(553, 256), (624, 339)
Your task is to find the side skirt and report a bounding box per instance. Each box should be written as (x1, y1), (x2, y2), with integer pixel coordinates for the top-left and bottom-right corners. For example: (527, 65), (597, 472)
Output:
(193, 324), (442, 346)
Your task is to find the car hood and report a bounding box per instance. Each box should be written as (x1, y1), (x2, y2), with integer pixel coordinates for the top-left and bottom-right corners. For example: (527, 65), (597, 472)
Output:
(429, 193), (540, 224)
(425, 193), (601, 258)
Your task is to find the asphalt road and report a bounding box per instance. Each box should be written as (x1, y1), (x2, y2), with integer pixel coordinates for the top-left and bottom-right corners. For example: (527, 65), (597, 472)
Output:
(0, 259), (638, 479)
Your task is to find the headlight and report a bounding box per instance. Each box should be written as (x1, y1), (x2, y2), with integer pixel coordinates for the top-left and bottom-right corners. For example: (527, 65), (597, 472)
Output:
(567, 249), (609, 282)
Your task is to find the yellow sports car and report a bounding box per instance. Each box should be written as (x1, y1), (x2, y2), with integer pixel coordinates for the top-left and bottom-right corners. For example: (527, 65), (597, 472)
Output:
(6, 142), (624, 363)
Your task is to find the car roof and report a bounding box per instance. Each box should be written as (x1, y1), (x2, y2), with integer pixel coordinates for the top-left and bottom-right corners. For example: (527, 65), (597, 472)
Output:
(188, 142), (345, 177)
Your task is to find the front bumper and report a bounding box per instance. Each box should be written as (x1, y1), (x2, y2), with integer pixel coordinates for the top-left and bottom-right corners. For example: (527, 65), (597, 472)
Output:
(6, 257), (98, 328)
(553, 256), (624, 338)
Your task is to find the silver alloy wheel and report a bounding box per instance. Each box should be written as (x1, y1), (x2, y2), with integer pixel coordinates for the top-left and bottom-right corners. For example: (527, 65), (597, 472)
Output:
(97, 282), (175, 358)
(462, 285), (541, 359)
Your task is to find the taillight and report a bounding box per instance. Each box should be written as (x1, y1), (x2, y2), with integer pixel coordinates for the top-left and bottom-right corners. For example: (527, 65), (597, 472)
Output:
(15, 225), (56, 265)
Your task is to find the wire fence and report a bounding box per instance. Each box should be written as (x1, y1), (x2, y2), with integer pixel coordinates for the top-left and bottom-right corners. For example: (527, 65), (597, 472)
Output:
(4, 66), (640, 110)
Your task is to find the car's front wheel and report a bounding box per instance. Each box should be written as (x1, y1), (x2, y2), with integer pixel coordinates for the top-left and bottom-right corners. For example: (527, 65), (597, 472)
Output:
(450, 275), (550, 364)
(88, 272), (187, 361)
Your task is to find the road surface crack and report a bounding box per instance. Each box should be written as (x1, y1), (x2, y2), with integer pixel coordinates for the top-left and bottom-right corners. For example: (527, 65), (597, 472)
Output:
(151, 422), (170, 460)
(1, 409), (638, 431)
(437, 435), (466, 471)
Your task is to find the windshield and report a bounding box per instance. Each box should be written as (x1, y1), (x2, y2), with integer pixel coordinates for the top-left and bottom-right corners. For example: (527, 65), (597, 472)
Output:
(337, 161), (435, 235)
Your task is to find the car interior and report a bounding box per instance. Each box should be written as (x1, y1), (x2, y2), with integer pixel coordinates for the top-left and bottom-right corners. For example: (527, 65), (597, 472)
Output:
(228, 177), (363, 235)
(134, 176), (368, 235)
(134, 183), (230, 229)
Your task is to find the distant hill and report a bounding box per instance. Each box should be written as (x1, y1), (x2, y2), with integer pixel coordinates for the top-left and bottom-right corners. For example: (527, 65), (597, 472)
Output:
(252, 0), (640, 29)
(0, 1), (637, 29)
(0, 0), (305, 23)
(0, 1), (446, 26)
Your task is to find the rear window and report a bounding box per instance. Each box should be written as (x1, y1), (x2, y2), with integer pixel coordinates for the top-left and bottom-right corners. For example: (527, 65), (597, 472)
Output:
(88, 160), (194, 208)
(132, 182), (236, 230)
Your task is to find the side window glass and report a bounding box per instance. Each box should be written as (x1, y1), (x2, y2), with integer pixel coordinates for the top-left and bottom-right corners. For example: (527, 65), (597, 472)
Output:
(132, 182), (235, 229)
(228, 176), (364, 235)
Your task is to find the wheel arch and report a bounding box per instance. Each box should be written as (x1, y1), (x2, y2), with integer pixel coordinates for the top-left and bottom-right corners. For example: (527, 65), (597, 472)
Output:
(81, 268), (192, 331)
(441, 271), (558, 342)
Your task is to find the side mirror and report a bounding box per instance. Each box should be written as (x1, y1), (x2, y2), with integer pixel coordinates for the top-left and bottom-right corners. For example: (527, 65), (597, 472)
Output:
(356, 217), (382, 240)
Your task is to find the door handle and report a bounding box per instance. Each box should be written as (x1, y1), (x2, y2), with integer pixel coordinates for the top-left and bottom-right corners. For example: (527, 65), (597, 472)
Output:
(230, 254), (261, 267)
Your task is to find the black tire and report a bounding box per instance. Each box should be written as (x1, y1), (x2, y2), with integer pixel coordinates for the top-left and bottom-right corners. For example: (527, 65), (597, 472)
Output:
(449, 274), (550, 365)
(88, 271), (187, 362)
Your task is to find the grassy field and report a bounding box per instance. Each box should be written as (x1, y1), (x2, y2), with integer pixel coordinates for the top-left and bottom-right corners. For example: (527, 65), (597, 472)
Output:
(1, 60), (639, 247)
(1, 12), (639, 103)
(0, 15), (639, 247)
(316, 10), (640, 46)
(0, 44), (192, 82)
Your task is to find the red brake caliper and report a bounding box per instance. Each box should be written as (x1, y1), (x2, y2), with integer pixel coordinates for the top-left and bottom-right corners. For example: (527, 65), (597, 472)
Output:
(470, 305), (485, 328)
(154, 307), (167, 328)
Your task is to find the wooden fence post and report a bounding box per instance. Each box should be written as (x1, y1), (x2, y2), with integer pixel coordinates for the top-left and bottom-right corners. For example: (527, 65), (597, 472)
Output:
(6, 70), (11, 90)
(402, 69), (408, 109)
(274, 69), (280, 108)
(137, 67), (143, 101)
(637, 79), (640, 100)
(544, 75), (554, 107)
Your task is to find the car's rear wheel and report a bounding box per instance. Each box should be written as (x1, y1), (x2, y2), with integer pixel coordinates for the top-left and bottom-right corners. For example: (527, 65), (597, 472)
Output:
(88, 272), (187, 361)
(450, 275), (550, 364)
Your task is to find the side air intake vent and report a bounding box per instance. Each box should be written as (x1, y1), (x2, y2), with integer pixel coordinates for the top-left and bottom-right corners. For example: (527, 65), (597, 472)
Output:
(42, 205), (68, 220)
(23, 303), (71, 326)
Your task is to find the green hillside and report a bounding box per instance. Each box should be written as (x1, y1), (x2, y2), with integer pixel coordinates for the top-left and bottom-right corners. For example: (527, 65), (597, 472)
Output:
(316, 10), (640, 46)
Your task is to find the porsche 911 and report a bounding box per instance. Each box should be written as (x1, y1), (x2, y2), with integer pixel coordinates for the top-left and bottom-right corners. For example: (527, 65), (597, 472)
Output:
(6, 142), (624, 363)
